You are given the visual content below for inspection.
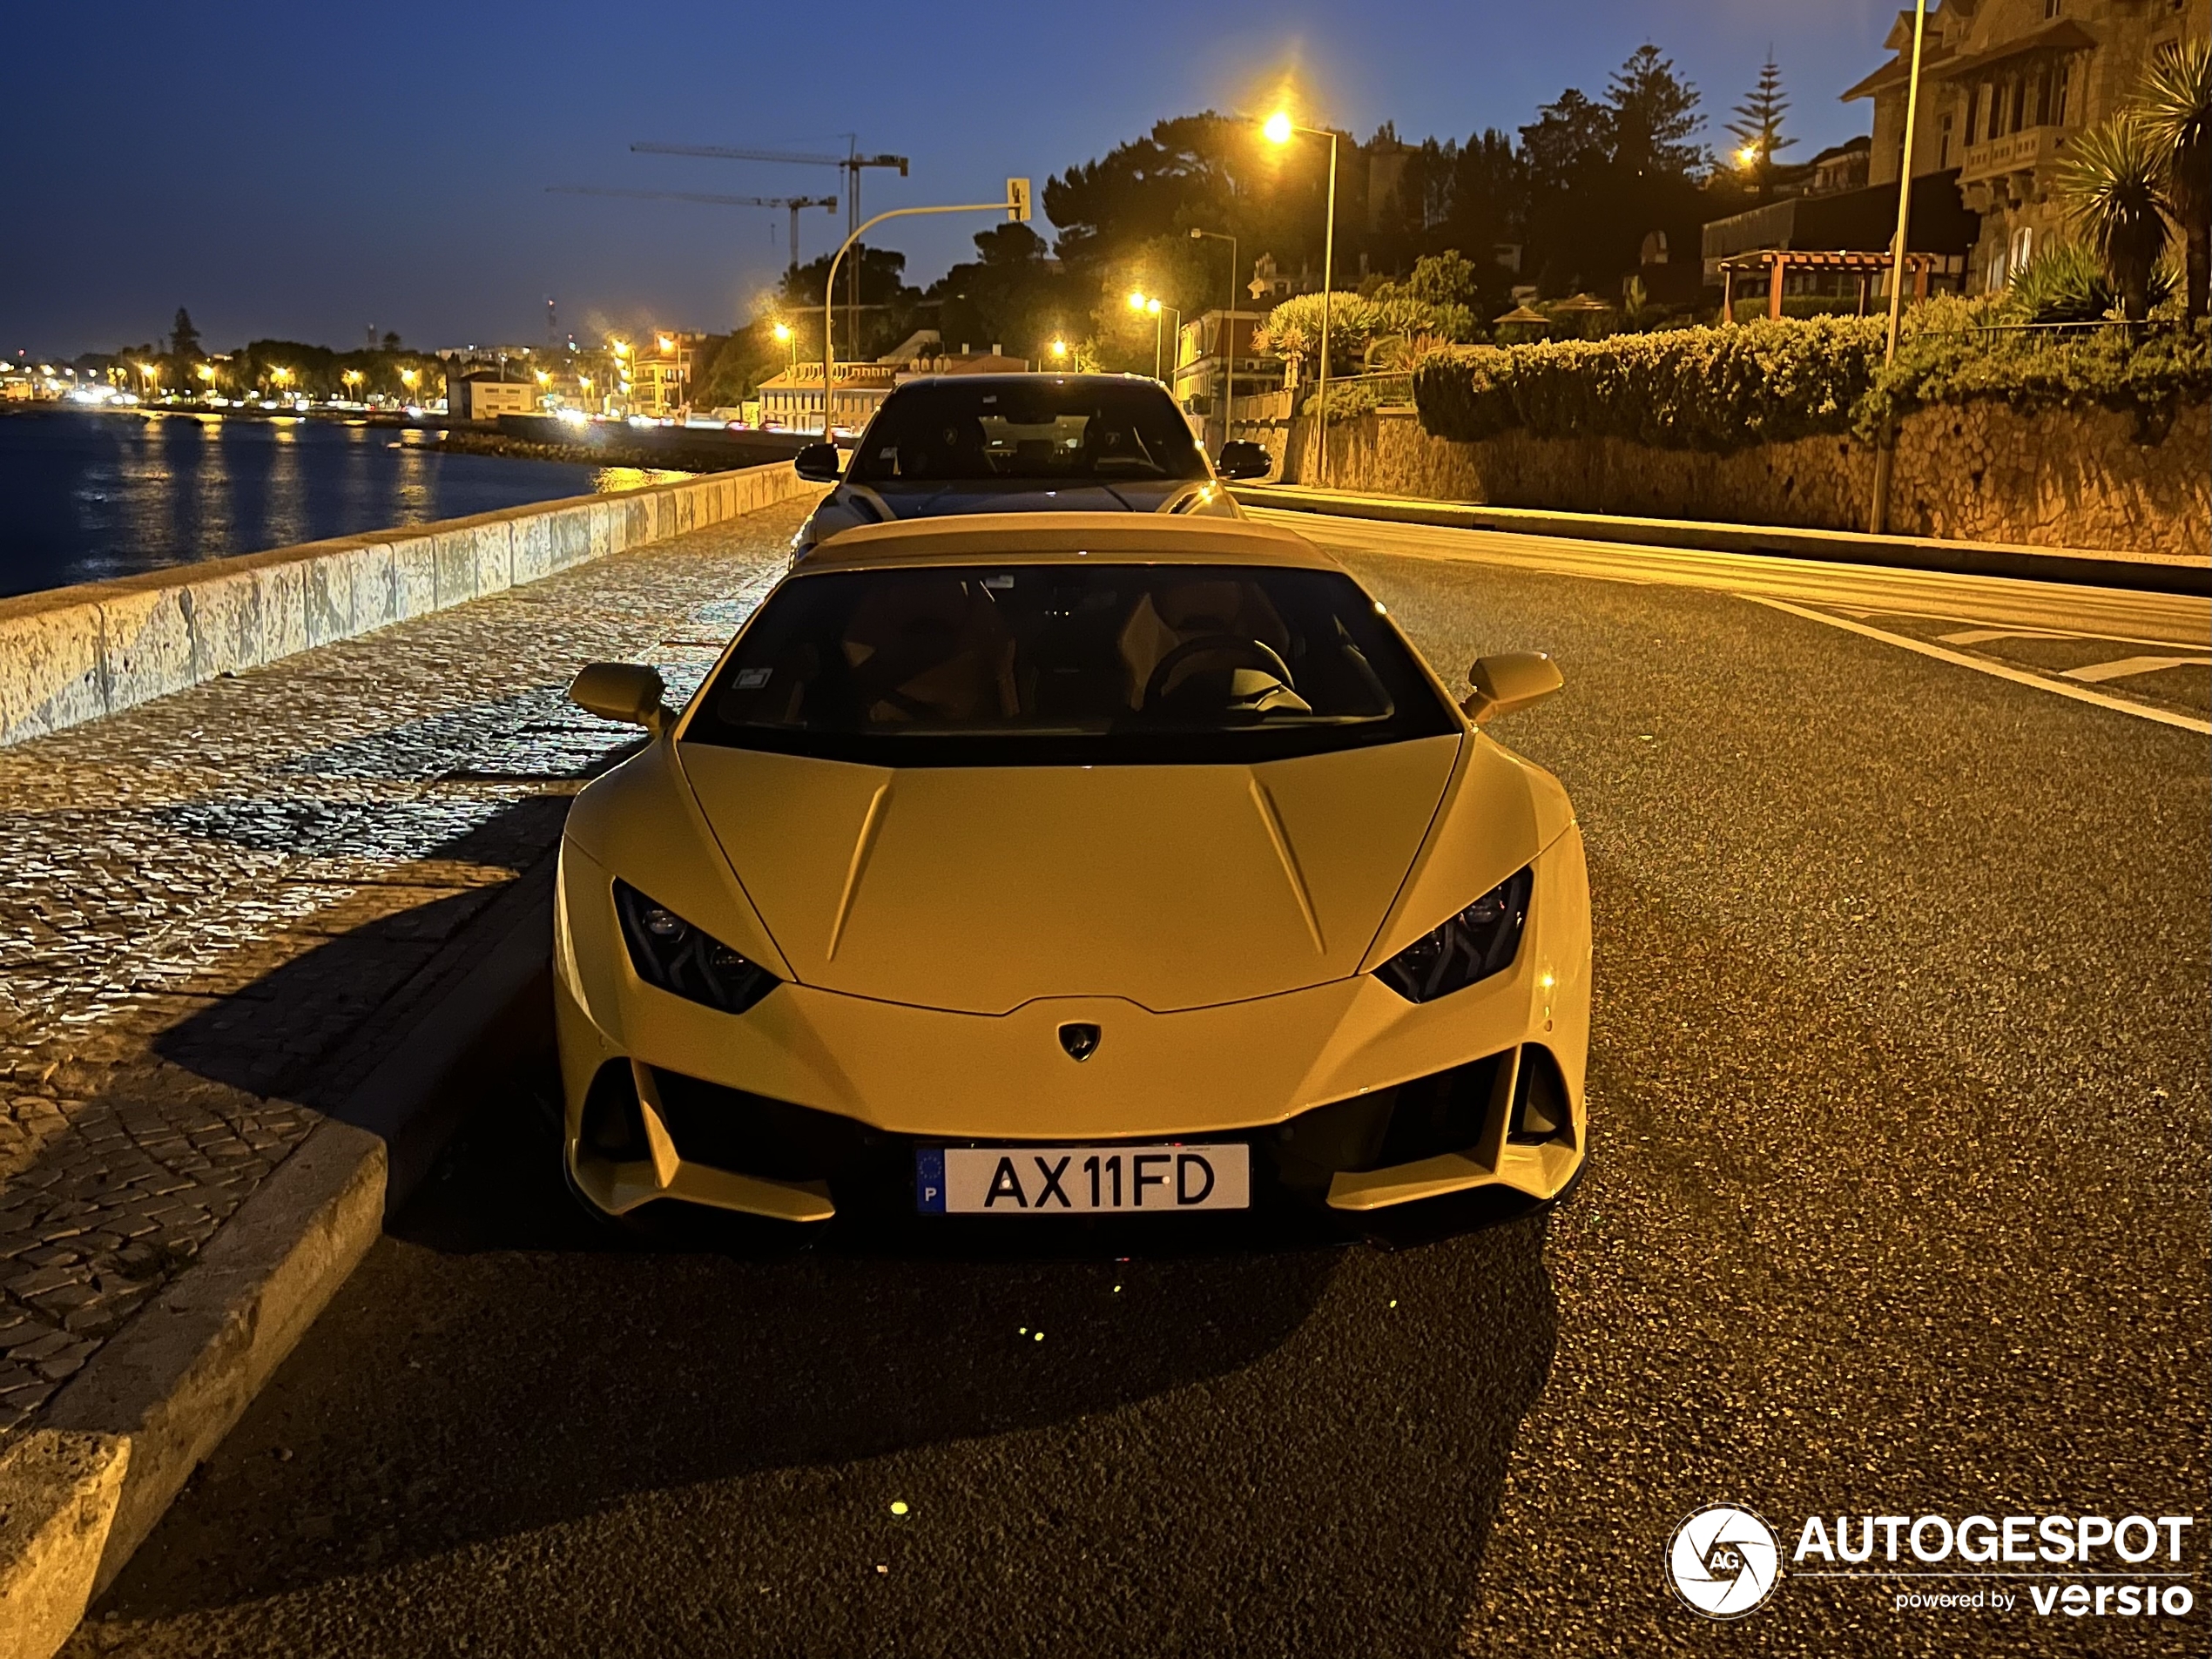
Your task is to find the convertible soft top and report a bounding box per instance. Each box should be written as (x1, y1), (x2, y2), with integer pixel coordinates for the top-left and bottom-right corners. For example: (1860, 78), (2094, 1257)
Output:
(802, 511), (1340, 573)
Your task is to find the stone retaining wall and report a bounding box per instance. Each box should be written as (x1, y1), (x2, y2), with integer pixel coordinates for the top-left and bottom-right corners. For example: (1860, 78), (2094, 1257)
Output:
(1280, 401), (2209, 559)
(0, 464), (819, 747)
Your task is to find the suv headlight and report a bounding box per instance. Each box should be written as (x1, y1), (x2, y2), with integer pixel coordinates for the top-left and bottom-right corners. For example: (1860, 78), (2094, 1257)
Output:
(1375, 867), (1533, 1003)
(613, 880), (778, 1015)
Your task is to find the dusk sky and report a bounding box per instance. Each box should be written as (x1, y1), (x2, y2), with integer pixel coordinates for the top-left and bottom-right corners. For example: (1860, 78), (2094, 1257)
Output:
(5, 1), (1900, 358)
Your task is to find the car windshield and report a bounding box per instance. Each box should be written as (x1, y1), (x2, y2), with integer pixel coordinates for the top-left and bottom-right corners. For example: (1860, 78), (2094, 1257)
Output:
(842, 381), (1209, 485)
(683, 563), (1460, 766)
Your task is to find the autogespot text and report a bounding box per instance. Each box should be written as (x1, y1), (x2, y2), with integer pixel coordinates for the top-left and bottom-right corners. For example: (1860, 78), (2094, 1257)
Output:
(1794, 1514), (2197, 1621)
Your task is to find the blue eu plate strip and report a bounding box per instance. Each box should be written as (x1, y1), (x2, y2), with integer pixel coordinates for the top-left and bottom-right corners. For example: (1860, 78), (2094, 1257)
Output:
(914, 1148), (946, 1214)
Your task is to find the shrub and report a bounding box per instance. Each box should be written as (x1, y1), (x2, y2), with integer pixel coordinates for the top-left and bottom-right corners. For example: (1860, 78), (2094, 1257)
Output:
(1413, 317), (1887, 451)
(1853, 314), (2211, 438)
(1412, 313), (2210, 453)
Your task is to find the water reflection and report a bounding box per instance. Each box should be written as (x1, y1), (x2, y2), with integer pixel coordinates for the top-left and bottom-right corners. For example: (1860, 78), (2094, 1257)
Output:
(0, 409), (641, 599)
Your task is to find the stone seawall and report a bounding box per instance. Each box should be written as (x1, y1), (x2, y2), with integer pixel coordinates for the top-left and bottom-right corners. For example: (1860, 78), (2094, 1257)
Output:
(1281, 401), (2209, 559)
(0, 464), (819, 747)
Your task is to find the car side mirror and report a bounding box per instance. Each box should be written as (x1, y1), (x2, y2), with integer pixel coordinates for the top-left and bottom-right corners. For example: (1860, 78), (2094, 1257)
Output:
(570, 661), (671, 732)
(1216, 440), (1271, 480)
(1462, 651), (1562, 725)
(794, 442), (843, 482)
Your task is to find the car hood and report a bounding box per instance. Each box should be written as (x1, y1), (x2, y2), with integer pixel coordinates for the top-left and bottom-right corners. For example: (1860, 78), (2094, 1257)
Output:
(675, 736), (1463, 1015)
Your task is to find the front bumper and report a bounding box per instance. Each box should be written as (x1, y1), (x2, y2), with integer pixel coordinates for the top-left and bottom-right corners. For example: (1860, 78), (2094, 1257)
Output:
(554, 828), (1589, 1222)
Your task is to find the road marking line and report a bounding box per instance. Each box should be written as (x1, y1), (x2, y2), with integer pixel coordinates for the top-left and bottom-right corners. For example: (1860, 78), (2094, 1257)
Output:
(1746, 597), (2212, 735)
(2061, 654), (2212, 684)
(1935, 626), (2074, 645)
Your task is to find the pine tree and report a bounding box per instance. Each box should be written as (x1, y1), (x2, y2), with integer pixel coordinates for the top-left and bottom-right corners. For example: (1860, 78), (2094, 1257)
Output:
(170, 307), (201, 359)
(1727, 56), (1796, 197)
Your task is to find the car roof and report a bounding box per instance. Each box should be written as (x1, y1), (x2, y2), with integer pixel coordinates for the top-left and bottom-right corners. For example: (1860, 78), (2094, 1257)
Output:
(802, 512), (1340, 573)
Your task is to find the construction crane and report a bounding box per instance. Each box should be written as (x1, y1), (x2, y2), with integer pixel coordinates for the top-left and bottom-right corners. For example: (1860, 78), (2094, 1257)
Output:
(631, 138), (909, 361)
(548, 185), (837, 273)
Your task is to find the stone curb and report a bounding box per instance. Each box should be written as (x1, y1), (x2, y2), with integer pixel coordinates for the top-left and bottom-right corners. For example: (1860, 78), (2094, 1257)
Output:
(1234, 483), (2212, 597)
(0, 848), (559, 1655)
(0, 482), (813, 1654)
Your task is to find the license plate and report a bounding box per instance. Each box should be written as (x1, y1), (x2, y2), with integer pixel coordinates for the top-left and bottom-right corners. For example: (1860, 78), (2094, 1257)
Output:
(915, 1144), (1251, 1215)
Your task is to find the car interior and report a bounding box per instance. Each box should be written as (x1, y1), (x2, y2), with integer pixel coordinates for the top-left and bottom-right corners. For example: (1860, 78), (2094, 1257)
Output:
(708, 566), (1409, 734)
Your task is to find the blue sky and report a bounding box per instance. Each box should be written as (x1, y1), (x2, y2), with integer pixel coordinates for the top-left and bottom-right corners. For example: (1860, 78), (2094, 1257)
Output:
(3, 0), (1899, 356)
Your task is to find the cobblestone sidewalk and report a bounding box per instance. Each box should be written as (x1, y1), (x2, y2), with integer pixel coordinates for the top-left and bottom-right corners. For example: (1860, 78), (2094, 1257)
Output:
(0, 501), (803, 1432)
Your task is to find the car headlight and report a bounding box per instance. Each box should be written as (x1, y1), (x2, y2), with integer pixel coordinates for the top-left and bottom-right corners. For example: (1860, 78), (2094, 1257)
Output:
(1375, 867), (1534, 1003)
(613, 880), (778, 1015)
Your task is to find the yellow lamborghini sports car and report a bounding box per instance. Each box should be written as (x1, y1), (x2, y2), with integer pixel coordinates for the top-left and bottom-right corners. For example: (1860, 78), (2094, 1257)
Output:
(556, 514), (1589, 1227)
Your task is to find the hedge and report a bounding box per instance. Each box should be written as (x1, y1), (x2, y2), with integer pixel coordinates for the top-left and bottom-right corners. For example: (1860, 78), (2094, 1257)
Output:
(1411, 314), (2210, 454)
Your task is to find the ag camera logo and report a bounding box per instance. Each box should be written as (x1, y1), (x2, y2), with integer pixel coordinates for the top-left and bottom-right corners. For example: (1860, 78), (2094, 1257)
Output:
(1669, 1503), (1783, 1618)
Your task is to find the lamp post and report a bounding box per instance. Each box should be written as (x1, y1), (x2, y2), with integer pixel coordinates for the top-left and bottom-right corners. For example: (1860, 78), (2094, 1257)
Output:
(1125, 292), (1181, 382)
(1869, 0), (1929, 535)
(342, 368), (364, 404)
(821, 184), (1028, 439)
(399, 367), (420, 407)
(1190, 226), (1238, 453)
(1047, 337), (1069, 372)
(1262, 111), (1339, 487)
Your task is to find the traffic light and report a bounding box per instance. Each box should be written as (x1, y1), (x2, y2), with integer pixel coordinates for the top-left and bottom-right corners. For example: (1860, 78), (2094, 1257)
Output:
(1007, 177), (1032, 223)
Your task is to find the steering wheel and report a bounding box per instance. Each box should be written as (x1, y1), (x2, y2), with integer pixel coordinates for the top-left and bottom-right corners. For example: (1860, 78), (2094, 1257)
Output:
(1142, 634), (1294, 710)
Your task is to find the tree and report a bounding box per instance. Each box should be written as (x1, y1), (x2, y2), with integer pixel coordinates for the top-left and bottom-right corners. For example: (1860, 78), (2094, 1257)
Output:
(2057, 113), (2172, 320)
(170, 307), (200, 359)
(1610, 44), (1707, 178)
(2137, 35), (2211, 321)
(1726, 56), (1797, 199)
(381, 331), (402, 352)
(929, 222), (1072, 359)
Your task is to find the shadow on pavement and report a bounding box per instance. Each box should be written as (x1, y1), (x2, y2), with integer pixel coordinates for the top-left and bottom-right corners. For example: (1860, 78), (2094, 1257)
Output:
(90, 1072), (1561, 1654)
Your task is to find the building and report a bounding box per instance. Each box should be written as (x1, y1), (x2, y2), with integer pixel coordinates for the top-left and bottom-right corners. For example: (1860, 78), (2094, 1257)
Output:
(1170, 309), (1283, 451)
(1701, 172), (1980, 296)
(1245, 254), (1319, 306)
(753, 341), (1028, 435)
(624, 331), (707, 418)
(1844, 0), (2209, 293)
(448, 375), (536, 421)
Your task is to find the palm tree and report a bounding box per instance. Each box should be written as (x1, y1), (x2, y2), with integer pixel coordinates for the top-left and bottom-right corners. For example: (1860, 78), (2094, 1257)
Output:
(2137, 37), (2211, 322)
(2056, 113), (2171, 320)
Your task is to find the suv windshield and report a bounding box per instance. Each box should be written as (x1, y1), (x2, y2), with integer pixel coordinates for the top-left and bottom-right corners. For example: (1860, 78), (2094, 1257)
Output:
(683, 563), (1459, 767)
(842, 381), (1208, 485)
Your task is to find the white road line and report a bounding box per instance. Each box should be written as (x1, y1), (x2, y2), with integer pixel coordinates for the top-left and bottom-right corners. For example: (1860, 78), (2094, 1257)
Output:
(2062, 654), (2212, 684)
(1258, 508), (2212, 644)
(1935, 627), (2073, 645)
(1747, 597), (2212, 735)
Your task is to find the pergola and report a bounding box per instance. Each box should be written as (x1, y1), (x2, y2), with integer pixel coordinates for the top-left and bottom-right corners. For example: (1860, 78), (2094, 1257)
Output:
(1719, 248), (1939, 322)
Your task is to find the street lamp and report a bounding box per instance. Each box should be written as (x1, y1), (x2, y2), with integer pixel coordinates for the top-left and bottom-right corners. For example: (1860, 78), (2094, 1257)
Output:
(342, 368), (364, 402)
(1190, 225), (1239, 453)
(1261, 110), (1339, 487)
(819, 181), (1030, 438)
(1127, 292), (1180, 381)
(772, 320), (796, 373)
(138, 361), (159, 400)
(1047, 337), (1069, 370)
(399, 367), (419, 402)
(1870, 0), (1930, 534)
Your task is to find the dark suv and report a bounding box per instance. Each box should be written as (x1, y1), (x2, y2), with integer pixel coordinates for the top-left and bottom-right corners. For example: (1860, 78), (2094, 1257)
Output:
(789, 373), (1270, 559)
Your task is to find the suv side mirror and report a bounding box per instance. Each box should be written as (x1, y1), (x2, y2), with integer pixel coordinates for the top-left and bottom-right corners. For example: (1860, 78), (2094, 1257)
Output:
(1462, 651), (1562, 725)
(1215, 440), (1271, 480)
(794, 442), (843, 482)
(570, 661), (671, 732)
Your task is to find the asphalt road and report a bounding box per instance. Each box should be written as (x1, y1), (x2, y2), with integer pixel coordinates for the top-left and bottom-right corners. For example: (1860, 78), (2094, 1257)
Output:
(67, 520), (2209, 1657)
